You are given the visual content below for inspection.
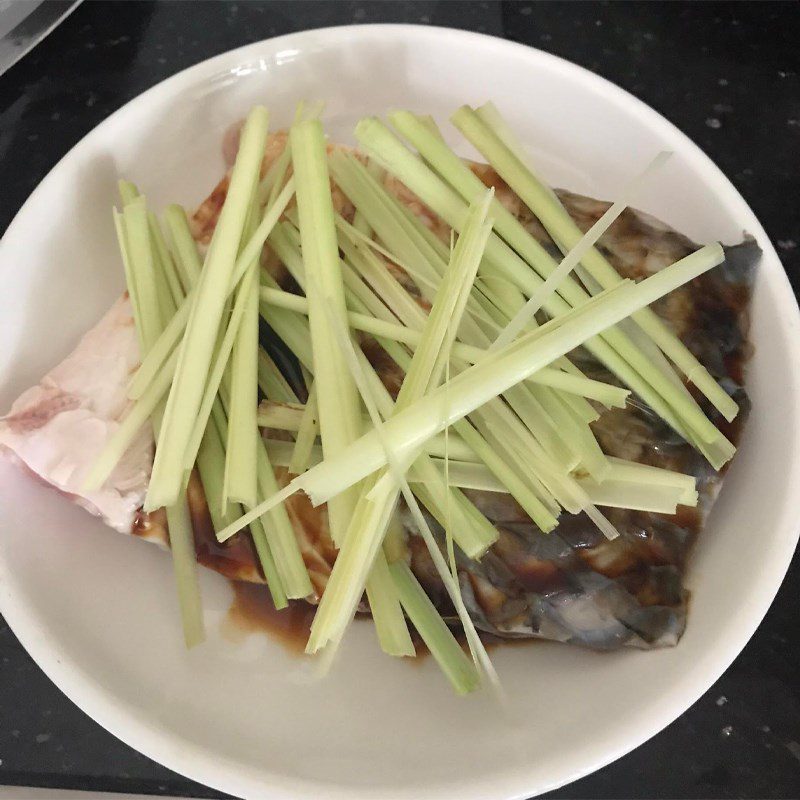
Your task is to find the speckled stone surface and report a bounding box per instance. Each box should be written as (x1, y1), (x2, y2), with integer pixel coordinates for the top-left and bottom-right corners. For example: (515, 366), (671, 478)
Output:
(0, 2), (798, 798)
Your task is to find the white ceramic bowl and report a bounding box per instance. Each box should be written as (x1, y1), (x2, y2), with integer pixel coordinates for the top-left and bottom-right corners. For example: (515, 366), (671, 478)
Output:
(0, 25), (798, 800)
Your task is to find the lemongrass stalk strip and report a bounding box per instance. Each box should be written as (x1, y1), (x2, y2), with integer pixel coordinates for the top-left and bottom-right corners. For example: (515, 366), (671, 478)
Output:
(163, 204), (202, 290)
(288, 381), (318, 474)
(290, 119), (362, 547)
(267, 143), (293, 209)
(605, 456), (698, 505)
(218, 241), (725, 537)
(489, 151), (672, 351)
(576, 478), (689, 514)
(452, 105), (738, 422)
(382, 511), (408, 564)
(179, 184), (297, 468)
(257, 400), (306, 430)
(259, 298), (315, 372)
(390, 561), (480, 695)
(183, 264), (259, 473)
(249, 515), (289, 610)
(314, 308), (497, 688)
(114, 190), (204, 647)
(307, 195), (502, 650)
(252, 440), (313, 599)
(365, 549), (416, 657)
(352, 157), (384, 237)
(145, 106), (269, 510)
(164, 499), (206, 646)
(113, 210), (145, 352)
(148, 211), (184, 311)
(358, 117), (729, 453)
(261, 268), (523, 554)
(257, 349), (300, 404)
(329, 148), (608, 438)
(258, 286), (628, 405)
(127, 295), (189, 399)
(222, 195), (262, 508)
(128, 172), (293, 403)
(452, 418), (558, 530)
(396, 188), (494, 404)
(525, 382), (609, 480)
(265, 439), (511, 492)
(330, 152), (496, 332)
(196, 408), (242, 532)
(123, 197), (163, 350)
(118, 179), (139, 206)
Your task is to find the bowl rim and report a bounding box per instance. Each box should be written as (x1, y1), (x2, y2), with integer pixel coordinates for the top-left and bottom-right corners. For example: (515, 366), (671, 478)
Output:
(1, 23), (798, 800)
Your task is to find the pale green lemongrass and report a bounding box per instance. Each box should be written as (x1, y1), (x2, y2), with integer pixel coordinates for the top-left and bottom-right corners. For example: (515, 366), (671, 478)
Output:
(118, 179), (139, 206)
(358, 116), (731, 455)
(329, 146), (612, 466)
(452, 104), (738, 423)
(148, 211), (185, 311)
(352, 157), (384, 237)
(306, 196), (502, 651)
(290, 119), (363, 546)
(265, 235), (500, 556)
(164, 498), (206, 645)
(288, 380), (318, 474)
(145, 106), (269, 510)
(257, 349), (300, 404)
(605, 456), (698, 506)
(249, 515), (289, 610)
(163, 204), (202, 290)
(382, 511), (408, 563)
(222, 195), (261, 508)
(114, 190), (204, 647)
(113, 209), (144, 351)
(365, 549), (416, 657)
(576, 477), (689, 514)
(127, 175), (294, 402)
(488, 151), (672, 351)
(183, 263), (259, 474)
(196, 407), (242, 533)
(390, 561), (480, 695)
(122, 196), (163, 349)
(258, 285), (628, 406)
(317, 309), (498, 688)
(218, 241), (724, 535)
(252, 437), (313, 599)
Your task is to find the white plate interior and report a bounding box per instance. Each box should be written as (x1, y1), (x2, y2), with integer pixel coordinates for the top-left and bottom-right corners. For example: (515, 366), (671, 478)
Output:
(1, 25), (799, 800)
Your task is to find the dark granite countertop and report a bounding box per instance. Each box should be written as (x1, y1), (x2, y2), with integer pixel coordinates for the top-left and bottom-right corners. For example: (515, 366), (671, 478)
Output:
(1, 2), (798, 798)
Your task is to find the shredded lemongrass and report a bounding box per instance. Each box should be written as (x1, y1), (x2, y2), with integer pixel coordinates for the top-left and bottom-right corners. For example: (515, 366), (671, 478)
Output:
(145, 106), (269, 511)
(450, 105), (739, 424)
(390, 561), (480, 695)
(358, 116), (732, 462)
(222, 199), (261, 507)
(218, 241), (724, 538)
(269, 219), (499, 558)
(313, 299), (498, 689)
(290, 119), (363, 547)
(288, 381), (318, 474)
(257, 349), (300, 404)
(258, 285), (629, 406)
(306, 193), (499, 669)
(365, 550), (416, 657)
(128, 178), (294, 403)
(112, 191), (204, 647)
(489, 150), (672, 351)
(163, 204), (202, 290)
(148, 211), (184, 311)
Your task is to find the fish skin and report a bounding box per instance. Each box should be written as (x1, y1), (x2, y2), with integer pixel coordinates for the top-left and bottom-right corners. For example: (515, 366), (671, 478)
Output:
(0, 296), (152, 533)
